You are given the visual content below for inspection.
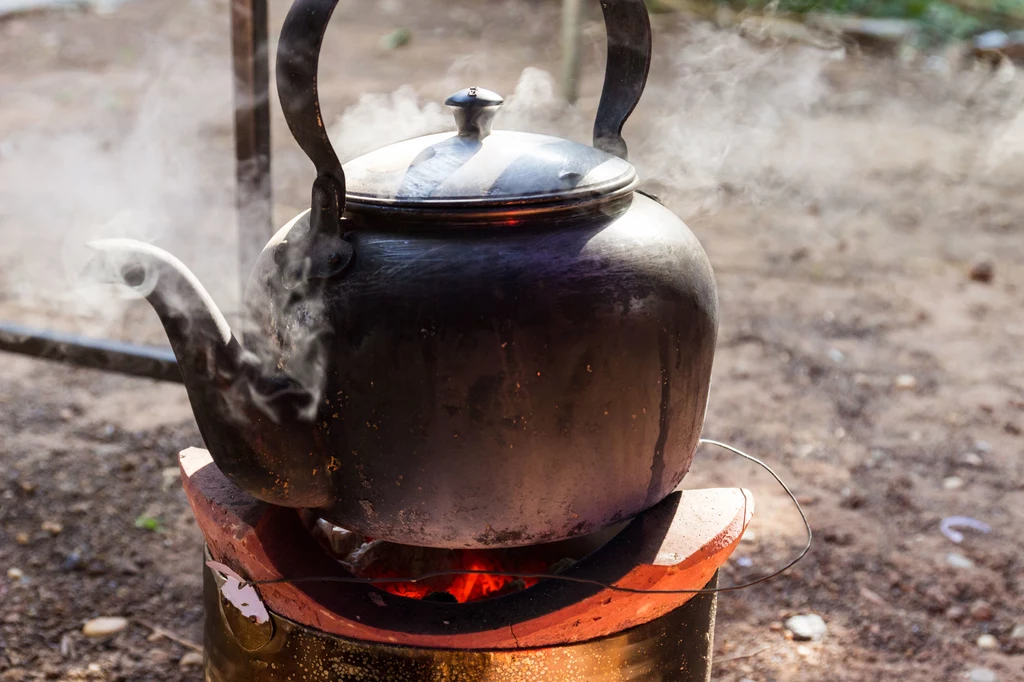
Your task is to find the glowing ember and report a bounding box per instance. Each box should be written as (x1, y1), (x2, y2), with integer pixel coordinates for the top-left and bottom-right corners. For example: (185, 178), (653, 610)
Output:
(377, 550), (548, 603)
(307, 519), (567, 604)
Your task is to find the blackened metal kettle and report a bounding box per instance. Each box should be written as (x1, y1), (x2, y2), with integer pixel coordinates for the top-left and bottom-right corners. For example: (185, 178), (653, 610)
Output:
(87, 0), (718, 549)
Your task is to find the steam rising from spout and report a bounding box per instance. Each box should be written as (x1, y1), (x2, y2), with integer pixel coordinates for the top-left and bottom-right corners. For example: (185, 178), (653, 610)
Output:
(81, 238), (325, 427)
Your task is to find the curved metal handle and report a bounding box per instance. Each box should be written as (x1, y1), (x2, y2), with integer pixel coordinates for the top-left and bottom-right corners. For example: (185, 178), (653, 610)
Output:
(276, 0), (653, 205)
(276, 0), (346, 216)
(593, 0), (652, 160)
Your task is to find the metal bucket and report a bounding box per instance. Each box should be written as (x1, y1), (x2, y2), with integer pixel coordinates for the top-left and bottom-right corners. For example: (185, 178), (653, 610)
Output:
(202, 558), (717, 682)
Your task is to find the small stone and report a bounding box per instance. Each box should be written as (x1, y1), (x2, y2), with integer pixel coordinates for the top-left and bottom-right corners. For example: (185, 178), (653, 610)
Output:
(946, 553), (974, 569)
(769, 621), (784, 631)
(969, 260), (994, 284)
(963, 452), (983, 466)
(790, 246), (810, 261)
(1010, 623), (1024, 640)
(19, 481), (36, 495)
(785, 614), (827, 641)
(968, 669), (997, 682)
(85, 559), (108, 576)
(178, 651), (203, 667)
(111, 557), (140, 576)
(976, 634), (999, 649)
(161, 467), (181, 491)
(82, 617), (129, 638)
(894, 374), (918, 390)
(60, 633), (75, 659)
(974, 440), (992, 453)
(15, 533), (29, 546)
(945, 605), (966, 621)
(60, 551), (84, 572)
(860, 586), (886, 606)
(943, 476), (965, 490)
(828, 348), (845, 363)
(975, 30), (1009, 51)
(41, 520), (63, 535)
(923, 585), (949, 609)
(970, 600), (994, 621)
(6, 567), (24, 581)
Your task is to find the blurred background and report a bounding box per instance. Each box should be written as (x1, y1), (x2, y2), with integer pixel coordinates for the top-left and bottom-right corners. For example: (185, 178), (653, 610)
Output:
(1, 0), (1022, 679)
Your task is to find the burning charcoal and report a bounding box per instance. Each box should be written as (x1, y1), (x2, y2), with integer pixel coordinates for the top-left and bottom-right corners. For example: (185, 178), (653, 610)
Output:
(490, 578), (528, 599)
(422, 591), (459, 603)
(549, 558), (577, 575)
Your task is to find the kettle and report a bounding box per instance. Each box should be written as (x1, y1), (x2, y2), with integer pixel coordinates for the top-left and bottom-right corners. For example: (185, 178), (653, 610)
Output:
(87, 0), (718, 549)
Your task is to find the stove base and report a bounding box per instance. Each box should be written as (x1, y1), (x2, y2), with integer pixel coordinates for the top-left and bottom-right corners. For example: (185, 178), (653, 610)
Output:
(203, 559), (718, 682)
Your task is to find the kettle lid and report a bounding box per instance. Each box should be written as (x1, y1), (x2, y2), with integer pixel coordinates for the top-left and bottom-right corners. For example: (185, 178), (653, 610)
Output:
(341, 87), (637, 221)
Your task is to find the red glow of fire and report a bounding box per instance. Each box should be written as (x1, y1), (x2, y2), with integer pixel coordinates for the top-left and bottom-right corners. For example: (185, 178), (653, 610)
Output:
(376, 551), (548, 603)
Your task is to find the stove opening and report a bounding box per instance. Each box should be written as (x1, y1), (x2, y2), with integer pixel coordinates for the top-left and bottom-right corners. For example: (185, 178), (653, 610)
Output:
(303, 514), (626, 603)
(369, 549), (550, 603)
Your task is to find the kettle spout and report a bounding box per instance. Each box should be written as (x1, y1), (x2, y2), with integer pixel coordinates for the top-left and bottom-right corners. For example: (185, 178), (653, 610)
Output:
(84, 238), (237, 373)
(83, 238), (333, 508)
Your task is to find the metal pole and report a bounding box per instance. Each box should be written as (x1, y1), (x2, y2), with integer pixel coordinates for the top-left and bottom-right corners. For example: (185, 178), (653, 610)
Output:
(0, 2), (273, 383)
(561, 0), (584, 104)
(0, 321), (181, 384)
(231, 0), (273, 297)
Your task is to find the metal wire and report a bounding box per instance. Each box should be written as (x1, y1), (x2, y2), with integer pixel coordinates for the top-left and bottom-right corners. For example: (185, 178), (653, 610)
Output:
(239, 439), (812, 596)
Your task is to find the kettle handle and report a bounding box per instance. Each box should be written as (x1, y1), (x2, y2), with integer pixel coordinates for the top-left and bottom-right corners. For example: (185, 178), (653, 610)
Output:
(593, 0), (652, 161)
(277, 0), (346, 210)
(276, 0), (653, 214)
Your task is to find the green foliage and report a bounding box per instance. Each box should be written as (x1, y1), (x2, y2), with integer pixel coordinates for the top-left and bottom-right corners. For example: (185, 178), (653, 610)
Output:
(737, 0), (1022, 42)
(134, 514), (165, 533)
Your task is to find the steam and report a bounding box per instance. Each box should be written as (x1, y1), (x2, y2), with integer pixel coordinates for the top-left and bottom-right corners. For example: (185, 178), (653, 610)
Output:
(5, 7), (1024, 391)
(328, 85), (452, 161)
(324, 29), (837, 219)
(0, 38), (235, 341)
(632, 25), (838, 214)
(324, 21), (1024, 226)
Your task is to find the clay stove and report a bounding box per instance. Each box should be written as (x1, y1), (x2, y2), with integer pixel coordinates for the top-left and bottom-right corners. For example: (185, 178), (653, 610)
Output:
(181, 448), (753, 681)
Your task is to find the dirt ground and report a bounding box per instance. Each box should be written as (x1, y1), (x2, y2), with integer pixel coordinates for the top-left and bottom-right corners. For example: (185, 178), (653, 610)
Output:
(1, 0), (1023, 680)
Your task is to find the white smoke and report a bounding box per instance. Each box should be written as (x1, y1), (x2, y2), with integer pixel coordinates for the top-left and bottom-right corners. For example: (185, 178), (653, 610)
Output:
(0, 36), (234, 341)
(5, 5), (1024, 346)
(327, 85), (452, 161)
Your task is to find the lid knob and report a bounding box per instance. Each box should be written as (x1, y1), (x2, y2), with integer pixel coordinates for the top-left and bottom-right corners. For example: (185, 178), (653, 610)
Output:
(445, 87), (503, 142)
